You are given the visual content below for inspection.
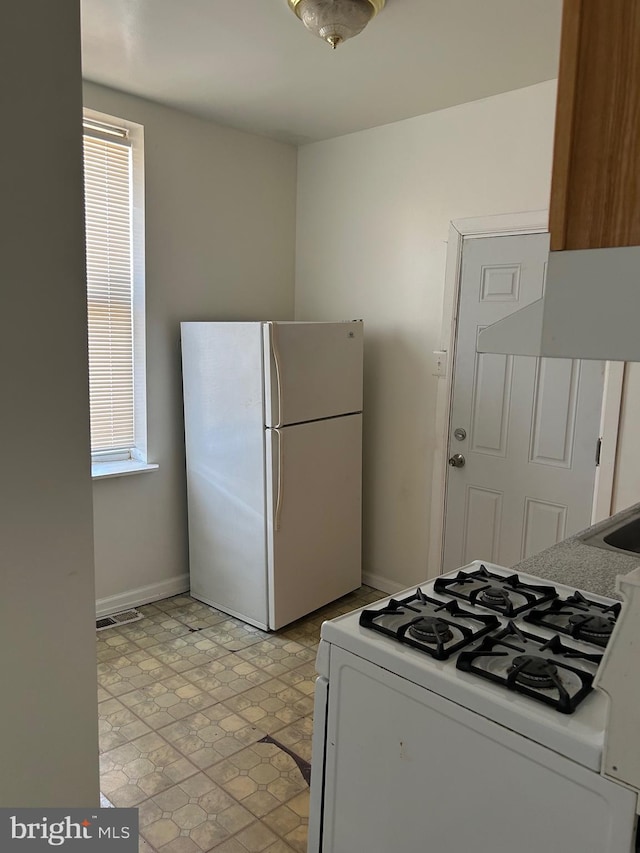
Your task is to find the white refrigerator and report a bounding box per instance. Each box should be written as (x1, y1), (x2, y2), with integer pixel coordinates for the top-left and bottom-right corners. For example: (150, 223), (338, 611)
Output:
(180, 320), (363, 630)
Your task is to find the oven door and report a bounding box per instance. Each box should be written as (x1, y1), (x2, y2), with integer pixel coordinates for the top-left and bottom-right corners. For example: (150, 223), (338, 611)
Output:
(319, 647), (637, 853)
(308, 675), (329, 853)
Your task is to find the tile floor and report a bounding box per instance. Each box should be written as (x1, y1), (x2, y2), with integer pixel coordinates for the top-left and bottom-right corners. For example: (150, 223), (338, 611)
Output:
(97, 586), (383, 853)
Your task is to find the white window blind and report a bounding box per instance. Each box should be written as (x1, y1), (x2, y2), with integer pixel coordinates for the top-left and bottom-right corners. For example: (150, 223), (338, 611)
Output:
(83, 124), (134, 455)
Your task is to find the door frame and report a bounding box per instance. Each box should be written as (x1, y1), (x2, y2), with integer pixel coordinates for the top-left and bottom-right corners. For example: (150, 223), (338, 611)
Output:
(427, 211), (623, 578)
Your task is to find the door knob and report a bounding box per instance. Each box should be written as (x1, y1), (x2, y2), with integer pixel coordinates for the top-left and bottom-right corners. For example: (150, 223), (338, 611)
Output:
(448, 453), (466, 468)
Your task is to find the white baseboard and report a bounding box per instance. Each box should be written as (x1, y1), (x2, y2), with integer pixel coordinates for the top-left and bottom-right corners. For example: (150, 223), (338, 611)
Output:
(96, 574), (190, 618)
(361, 571), (406, 595)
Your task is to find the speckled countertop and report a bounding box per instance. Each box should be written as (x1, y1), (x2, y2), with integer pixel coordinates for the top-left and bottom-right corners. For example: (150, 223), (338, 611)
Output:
(513, 502), (640, 600)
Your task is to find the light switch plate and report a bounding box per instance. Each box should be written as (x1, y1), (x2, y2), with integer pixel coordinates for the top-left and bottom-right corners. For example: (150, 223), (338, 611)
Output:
(431, 350), (448, 377)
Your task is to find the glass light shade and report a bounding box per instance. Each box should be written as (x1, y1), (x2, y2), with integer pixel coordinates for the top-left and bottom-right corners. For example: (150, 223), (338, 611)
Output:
(294, 0), (377, 48)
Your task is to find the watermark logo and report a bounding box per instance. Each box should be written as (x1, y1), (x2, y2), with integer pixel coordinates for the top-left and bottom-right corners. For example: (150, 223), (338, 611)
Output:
(2, 809), (137, 850)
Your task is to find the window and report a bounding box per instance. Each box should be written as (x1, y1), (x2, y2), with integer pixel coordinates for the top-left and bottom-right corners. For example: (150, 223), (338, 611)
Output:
(82, 110), (154, 478)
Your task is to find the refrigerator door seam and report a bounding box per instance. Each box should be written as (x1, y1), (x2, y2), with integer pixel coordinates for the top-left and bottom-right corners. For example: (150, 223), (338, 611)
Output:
(275, 411), (363, 429)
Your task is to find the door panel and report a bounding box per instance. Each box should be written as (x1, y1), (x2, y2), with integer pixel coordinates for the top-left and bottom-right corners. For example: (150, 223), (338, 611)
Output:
(470, 348), (513, 456)
(522, 499), (567, 557)
(263, 321), (363, 427)
(265, 414), (362, 629)
(462, 486), (503, 565)
(443, 234), (604, 571)
(529, 358), (580, 467)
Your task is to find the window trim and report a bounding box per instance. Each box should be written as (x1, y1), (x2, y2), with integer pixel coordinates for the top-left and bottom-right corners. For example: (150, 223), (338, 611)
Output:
(83, 108), (153, 479)
(91, 459), (159, 480)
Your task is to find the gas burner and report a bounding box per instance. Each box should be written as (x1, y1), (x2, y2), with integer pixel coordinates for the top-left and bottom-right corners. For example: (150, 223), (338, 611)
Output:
(509, 655), (558, 689)
(359, 590), (500, 660)
(433, 565), (557, 616)
(408, 617), (454, 644)
(480, 586), (512, 607)
(568, 614), (615, 643)
(524, 592), (621, 648)
(456, 622), (601, 713)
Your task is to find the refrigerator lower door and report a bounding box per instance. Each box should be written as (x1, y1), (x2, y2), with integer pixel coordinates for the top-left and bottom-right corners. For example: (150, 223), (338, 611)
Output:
(266, 414), (362, 629)
(263, 321), (363, 427)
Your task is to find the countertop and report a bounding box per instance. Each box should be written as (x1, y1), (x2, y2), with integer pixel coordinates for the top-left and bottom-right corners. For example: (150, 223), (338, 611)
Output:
(513, 502), (640, 600)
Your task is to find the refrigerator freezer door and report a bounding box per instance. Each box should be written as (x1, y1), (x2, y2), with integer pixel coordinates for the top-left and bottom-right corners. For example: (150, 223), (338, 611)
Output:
(181, 322), (269, 629)
(263, 321), (363, 427)
(265, 414), (362, 629)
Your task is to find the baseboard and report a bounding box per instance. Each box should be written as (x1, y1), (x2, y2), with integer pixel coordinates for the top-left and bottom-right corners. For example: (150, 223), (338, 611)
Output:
(361, 571), (406, 595)
(98, 571), (403, 617)
(96, 574), (190, 618)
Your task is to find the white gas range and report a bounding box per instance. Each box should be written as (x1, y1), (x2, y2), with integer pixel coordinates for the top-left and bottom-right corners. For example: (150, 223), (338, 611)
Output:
(307, 561), (640, 853)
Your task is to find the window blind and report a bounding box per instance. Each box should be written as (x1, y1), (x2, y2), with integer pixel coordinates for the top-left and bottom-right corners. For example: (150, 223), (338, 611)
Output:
(83, 126), (134, 454)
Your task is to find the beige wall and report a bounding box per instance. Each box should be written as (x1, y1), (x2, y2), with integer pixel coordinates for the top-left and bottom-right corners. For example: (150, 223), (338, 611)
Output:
(295, 81), (558, 589)
(1, 3), (99, 805)
(84, 74), (640, 608)
(612, 364), (640, 513)
(83, 83), (297, 610)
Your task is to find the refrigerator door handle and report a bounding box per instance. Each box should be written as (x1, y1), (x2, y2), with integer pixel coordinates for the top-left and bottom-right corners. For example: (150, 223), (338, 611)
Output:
(268, 321), (284, 428)
(274, 426), (284, 531)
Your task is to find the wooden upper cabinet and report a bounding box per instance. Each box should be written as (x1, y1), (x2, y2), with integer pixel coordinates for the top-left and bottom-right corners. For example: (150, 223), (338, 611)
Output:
(549, 0), (640, 251)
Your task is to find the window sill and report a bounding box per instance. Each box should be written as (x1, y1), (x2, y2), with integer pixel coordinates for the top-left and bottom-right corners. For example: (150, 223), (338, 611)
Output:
(91, 460), (159, 480)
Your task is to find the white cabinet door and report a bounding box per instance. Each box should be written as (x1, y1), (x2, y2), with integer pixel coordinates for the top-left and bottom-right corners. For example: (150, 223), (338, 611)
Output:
(443, 234), (605, 571)
(266, 414), (362, 629)
(263, 321), (363, 427)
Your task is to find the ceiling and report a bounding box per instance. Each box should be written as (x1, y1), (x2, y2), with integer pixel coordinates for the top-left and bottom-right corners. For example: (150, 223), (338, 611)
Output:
(80, 0), (562, 145)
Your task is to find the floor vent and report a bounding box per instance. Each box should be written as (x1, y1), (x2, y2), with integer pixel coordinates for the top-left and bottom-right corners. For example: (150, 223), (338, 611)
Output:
(96, 609), (143, 631)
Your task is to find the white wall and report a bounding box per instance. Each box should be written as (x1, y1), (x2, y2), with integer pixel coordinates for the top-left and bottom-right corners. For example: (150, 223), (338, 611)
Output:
(295, 81), (558, 589)
(2, 3), (99, 805)
(612, 364), (640, 513)
(83, 83), (297, 610)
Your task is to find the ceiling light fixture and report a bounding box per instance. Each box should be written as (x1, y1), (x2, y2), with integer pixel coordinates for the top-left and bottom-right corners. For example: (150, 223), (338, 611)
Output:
(288, 0), (385, 49)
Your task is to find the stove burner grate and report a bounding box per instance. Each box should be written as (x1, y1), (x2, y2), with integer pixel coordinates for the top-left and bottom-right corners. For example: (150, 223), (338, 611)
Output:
(433, 565), (557, 616)
(524, 592), (621, 648)
(359, 590), (500, 660)
(456, 622), (600, 713)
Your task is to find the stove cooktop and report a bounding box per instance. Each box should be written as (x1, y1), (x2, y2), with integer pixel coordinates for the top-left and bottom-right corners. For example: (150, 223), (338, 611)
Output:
(357, 562), (619, 715)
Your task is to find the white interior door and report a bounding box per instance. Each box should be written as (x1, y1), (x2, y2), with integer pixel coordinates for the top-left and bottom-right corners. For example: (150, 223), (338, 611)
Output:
(443, 234), (605, 571)
(265, 414), (362, 629)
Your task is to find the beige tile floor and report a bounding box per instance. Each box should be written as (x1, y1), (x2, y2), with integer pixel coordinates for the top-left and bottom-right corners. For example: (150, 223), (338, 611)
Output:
(97, 586), (383, 853)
